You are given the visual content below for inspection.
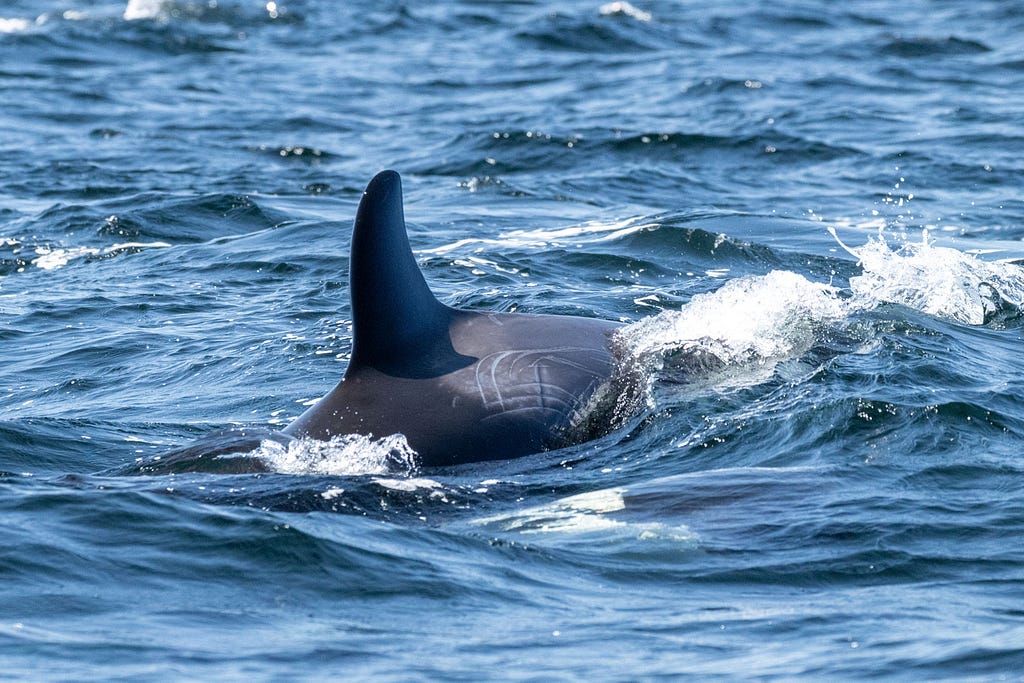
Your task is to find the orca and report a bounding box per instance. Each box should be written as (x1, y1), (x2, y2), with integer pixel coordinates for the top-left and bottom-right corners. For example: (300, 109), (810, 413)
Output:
(283, 170), (623, 466)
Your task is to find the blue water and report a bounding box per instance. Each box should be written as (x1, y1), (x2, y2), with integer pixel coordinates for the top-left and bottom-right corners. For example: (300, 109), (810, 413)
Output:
(3, 0), (1024, 678)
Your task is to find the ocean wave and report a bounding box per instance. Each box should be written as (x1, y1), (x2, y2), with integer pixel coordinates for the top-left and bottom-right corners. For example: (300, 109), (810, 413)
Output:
(833, 228), (1024, 326)
(515, 5), (682, 53)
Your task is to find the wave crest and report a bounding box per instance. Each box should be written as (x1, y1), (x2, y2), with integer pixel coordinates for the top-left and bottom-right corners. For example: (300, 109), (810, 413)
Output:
(833, 228), (1024, 326)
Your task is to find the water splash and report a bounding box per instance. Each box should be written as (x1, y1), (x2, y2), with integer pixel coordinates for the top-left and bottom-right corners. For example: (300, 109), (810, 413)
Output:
(603, 270), (845, 419)
(248, 434), (418, 476)
(557, 271), (830, 438)
(601, 229), (1024, 426)
(831, 227), (1024, 325)
(619, 270), (845, 368)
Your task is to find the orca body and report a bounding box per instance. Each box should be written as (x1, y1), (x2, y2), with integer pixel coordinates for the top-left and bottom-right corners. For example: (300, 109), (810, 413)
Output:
(284, 171), (621, 466)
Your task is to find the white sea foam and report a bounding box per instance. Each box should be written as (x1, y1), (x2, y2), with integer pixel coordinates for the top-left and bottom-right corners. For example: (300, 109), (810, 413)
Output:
(831, 227), (1024, 325)
(371, 477), (443, 492)
(601, 228), (1024, 426)
(613, 229), (1024, 403)
(30, 242), (171, 271)
(421, 217), (657, 255)
(610, 270), (846, 409)
(620, 270), (845, 367)
(599, 2), (653, 23)
(477, 488), (626, 534)
(476, 487), (697, 542)
(248, 433), (418, 476)
(0, 17), (32, 33)
(123, 0), (175, 21)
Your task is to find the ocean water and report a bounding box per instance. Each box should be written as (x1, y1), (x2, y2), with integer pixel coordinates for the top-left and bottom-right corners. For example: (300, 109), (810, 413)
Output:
(2, 0), (1024, 679)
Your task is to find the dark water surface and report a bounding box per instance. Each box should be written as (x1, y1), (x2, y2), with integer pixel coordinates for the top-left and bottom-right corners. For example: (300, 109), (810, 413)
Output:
(2, 0), (1024, 679)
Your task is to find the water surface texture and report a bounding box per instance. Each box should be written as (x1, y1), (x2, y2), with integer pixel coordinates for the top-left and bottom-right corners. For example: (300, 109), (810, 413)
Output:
(2, 0), (1024, 679)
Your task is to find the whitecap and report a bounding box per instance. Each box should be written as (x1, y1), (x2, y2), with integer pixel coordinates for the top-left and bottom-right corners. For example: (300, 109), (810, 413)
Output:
(420, 217), (658, 255)
(599, 2), (653, 23)
(30, 242), (171, 271)
(0, 17), (31, 33)
(123, 0), (174, 21)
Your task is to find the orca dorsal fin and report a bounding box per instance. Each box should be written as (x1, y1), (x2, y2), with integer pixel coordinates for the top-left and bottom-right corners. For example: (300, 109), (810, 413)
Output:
(347, 170), (470, 378)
